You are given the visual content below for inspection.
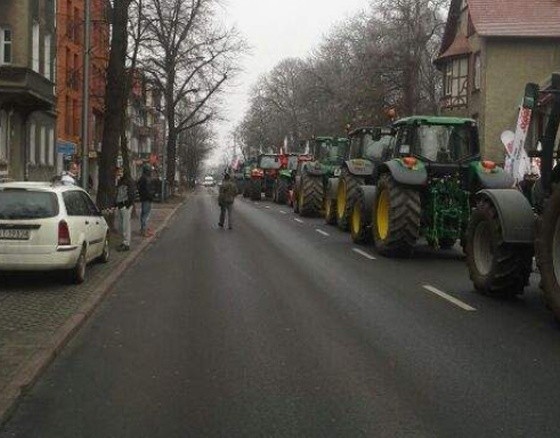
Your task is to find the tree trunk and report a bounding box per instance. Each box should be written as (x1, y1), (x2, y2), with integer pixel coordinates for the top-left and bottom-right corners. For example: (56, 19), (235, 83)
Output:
(96, 0), (131, 210)
(166, 127), (177, 188)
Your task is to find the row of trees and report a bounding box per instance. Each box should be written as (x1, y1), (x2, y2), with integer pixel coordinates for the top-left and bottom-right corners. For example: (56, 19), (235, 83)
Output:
(235, 0), (449, 158)
(97, 0), (244, 209)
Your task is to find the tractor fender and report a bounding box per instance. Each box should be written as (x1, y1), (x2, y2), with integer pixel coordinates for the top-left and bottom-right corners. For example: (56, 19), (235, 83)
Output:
(477, 189), (535, 243)
(344, 159), (374, 177)
(357, 185), (378, 224)
(471, 163), (515, 189)
(381, 159), (428, 186)
(326, 178), (339, 200)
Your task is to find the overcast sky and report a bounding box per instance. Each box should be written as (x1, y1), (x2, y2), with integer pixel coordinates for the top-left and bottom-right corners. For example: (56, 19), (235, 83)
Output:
(211, 0), (370, 165)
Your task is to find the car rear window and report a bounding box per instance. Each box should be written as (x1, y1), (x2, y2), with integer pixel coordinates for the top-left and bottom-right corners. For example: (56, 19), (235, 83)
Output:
(0, 190), (59, 219)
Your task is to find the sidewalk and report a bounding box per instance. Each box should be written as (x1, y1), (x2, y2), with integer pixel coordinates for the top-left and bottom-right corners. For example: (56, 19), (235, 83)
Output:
(0, 197), (186, 424)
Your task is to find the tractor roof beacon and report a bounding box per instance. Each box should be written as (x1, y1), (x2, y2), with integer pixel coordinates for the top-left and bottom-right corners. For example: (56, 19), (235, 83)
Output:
(370, 115), (513, 257)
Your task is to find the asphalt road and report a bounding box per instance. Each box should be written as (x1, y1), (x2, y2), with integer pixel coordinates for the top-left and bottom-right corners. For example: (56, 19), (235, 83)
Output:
(3, 188), (560, 437)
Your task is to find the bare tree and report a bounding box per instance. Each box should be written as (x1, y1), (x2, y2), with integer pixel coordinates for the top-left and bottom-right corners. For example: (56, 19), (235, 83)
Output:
(140, 0), (244, 187)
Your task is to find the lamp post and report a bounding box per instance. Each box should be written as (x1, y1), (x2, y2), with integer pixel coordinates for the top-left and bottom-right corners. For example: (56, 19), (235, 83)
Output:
(81, 0), (91, 189)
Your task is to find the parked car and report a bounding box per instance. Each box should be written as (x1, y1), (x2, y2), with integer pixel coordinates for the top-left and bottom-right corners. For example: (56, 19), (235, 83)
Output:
(0, 182), (109, 284)
(202, 176), (216, 187)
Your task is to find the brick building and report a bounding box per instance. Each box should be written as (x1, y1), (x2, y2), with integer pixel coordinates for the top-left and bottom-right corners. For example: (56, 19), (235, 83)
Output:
(56, 0), (109, 189)
(0, 0), (56, 181)
(436, 0), (560, 162)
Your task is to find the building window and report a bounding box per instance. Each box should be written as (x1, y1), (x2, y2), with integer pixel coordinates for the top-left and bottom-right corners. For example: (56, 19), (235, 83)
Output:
(473, 53), (481, 91)
(32, 22), (40, 72)
(44, 33), (52, 80)
(40, 126), (46, 165)
(443, 57), (469, 108)
(48, 128), (54, 166)
(0, 111), (8, 162)
(0, 28), (12, 65)
(29, 123), (36, 165)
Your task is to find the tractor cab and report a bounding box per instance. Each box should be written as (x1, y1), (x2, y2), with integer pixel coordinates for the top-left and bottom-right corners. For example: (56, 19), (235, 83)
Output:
(312, 137), (349, 167)
(348, 126), (396, 163)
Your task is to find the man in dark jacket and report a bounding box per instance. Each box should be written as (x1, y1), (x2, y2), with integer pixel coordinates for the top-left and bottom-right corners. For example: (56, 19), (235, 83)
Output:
(137, 164), (155, 237)
(115, 167), (136, 251)
(218, 172), (238, 229)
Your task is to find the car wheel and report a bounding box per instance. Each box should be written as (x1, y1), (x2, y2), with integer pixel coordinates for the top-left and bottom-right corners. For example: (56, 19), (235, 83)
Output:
(98, 235), (110, 264)
(70, 247), (87, 284)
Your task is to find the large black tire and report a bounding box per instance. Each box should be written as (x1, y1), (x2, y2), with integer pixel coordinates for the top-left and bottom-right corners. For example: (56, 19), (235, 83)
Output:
(243, 181), (250, 198)
(536, 188), (560, 319)
(350, 191), (371, 244)
(276, 178), (290, 204)
(298, 174), (323, 217)
(250, 180), (261, 201)
(324, 181), (337, 225)
(293, 184), (300, 213)
(336, 168), (364, 231)
(466, 198), (533, 297)
(373, 174), (420, 257)
(69, 246), (87, 284)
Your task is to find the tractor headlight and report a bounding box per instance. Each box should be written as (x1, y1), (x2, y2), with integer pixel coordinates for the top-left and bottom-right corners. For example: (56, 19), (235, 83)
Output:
(334, 168), (341, 177)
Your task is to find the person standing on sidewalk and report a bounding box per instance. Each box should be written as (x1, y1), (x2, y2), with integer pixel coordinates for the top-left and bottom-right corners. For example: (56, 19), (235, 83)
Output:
(138, 164), (155, 237)
(115, 168), (136, 251)
(218, 172), (238, 229)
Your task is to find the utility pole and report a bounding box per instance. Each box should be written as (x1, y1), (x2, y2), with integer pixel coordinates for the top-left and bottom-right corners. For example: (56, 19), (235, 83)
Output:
(81, 0), (91, 189)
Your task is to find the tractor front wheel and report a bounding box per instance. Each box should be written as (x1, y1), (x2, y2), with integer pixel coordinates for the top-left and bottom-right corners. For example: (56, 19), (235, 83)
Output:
(336, 169), (364, 231)
(373, 174), (420, 257)
(350, 191), (371, 244)
(249, 180), (261, 201)
(466, 198), (532, 297)
(537, 188), (560, 319)
(324, 185), (337, 225)
(277, 178), (290, 204)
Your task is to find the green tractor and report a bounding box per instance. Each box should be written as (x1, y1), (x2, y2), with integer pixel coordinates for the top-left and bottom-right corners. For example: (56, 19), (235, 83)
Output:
(293, 137), (349, 217)
(367, 116), (513, 257)
(465, 74), (560, 314)
(242, 157), (258, 198)
(327, 126), (396, 235)
(272, 153), (313, 205)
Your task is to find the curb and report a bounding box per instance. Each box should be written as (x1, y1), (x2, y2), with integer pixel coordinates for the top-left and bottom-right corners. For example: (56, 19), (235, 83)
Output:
(0, 199), (186, 426)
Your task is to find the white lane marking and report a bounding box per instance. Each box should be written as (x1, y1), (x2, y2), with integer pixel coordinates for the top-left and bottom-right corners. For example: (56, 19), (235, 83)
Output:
(294, 218), (304, 224)
(316, 229), (330, 237)
(352, 248), (377, 260)
(265, 206), (271, 209)
(279, 210), (287, 214)
(422, 285), (477, 312)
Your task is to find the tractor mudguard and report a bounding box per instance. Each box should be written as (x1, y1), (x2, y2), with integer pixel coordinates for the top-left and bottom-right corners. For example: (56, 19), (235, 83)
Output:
(357, 185), (378, 221)
(345, 159), (374, 177)
(477, 189), (535, 243)
(471, 162), (515, 189)
(326, 177), (339, 199)
(382, 159), (428, 186)
(279, 169), (293, 179)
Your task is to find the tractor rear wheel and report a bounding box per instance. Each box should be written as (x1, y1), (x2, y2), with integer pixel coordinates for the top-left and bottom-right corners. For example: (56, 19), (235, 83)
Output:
(466, 198), (532, 297)
(373, 174), (420, 257)
(350, 191), (371, 244)
(250, 180), (261, 201)
(242, 181), (249, 198)
(324, 181), (337, 225)
(536, 188), (560, 319)
(336, 168), (364, 231)
(277, 178), (290, 204)
(298, 174), (323, 217)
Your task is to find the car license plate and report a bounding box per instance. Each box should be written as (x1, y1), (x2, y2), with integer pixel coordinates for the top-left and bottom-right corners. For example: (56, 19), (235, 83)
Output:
(0, 229), (30, 240)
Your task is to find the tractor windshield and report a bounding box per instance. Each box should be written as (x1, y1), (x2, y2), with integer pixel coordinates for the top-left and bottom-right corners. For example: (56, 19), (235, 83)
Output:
(259, 155), (281, 169)
(415, 124), (477, 162)
(318, 140), (347, 164)
(287, 156), (299, 170)
(363, 134), (394, 161)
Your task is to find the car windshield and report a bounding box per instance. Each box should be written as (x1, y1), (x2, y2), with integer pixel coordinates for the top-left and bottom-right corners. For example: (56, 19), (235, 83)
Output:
(287, 156), (299, 170)
(414, 124), (477, 162)
(363, 134), (394, 160)
(0, 190), (59, 219)
(259, 156), (281, 169)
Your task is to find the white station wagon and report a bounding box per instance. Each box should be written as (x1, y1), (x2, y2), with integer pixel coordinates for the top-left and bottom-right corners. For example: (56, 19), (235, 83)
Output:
(0, 182), (109, 283)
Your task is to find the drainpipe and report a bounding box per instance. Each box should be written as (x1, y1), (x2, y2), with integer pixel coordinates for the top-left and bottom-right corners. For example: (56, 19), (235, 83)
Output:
(80, 0), (91, 189)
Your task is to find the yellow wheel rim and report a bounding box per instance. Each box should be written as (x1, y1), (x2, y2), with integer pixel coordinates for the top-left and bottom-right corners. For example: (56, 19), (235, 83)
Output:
(351, 203), (361, 236)
(377, 189), (390, 240)
(337, 180), (346, 220)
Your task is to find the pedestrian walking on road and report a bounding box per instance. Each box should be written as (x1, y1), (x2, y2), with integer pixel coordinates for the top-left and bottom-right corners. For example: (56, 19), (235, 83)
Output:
(115, 168), (136, 251)
(138, 164), (155, 237)
(218, 172), (238, 230)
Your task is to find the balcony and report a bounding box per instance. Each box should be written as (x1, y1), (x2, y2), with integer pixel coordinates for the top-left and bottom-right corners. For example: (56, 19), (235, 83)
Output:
(0, 66), (55, 112)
